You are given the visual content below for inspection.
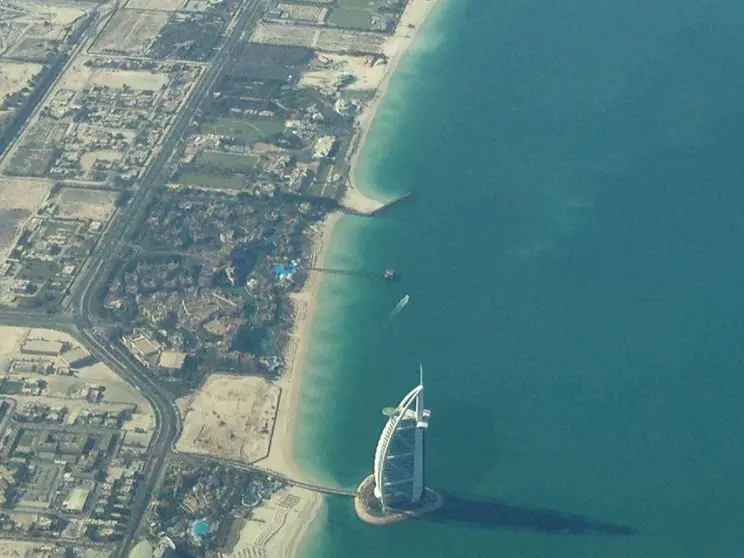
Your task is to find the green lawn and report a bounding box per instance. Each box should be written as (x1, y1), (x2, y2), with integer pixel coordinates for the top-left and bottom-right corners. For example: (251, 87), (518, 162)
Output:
(198, 151), (258, 171)
(328, 7), (374, 30)
(200, 117), (286, 142)
(337, 0), (378, 9)
(177, 172), (246, 190)
(0, 380), (23, 395)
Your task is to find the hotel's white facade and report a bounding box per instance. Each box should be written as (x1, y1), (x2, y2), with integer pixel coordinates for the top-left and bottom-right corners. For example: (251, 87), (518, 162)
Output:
(373, 368), (431, 511)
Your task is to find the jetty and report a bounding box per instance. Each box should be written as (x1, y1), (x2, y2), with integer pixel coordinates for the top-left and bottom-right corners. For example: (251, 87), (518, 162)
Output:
(310, 267), (399, 281)
(343, 191), (414, 216)
(368, 191), (414, 216)
(175, 452), (358, 497)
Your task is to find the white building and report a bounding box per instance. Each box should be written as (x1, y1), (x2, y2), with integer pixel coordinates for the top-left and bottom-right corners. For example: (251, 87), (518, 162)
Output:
(373, 367), (430, 511)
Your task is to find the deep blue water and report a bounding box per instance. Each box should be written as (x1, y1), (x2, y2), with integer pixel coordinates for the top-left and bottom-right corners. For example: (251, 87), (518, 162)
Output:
(295, 1), (744, 556)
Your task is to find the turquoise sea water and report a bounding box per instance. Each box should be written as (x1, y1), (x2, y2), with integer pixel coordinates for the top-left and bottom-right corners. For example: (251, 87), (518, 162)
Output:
(295, 1), (744, 557)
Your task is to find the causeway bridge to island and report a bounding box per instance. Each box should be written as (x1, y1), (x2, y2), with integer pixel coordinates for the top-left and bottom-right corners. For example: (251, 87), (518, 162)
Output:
(174, 451), (359, 497)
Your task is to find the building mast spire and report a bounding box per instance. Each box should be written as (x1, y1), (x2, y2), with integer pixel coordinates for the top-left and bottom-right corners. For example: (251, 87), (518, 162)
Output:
(416, 364), (424, 422)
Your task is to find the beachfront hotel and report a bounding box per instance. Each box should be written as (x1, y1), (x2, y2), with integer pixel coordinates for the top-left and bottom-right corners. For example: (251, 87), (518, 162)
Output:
(373, 367), (431, 511)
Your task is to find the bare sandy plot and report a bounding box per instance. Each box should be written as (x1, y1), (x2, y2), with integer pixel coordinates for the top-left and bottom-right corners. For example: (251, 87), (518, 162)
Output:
(0, 177), (55, 255)
(250, 23), (318, 48)
(0, 209), (27, 259)
(58, 58), (170, 91)
(24, 22), (68, 41)
(90, 67), (169, 89)
(277, 3), (328, 23)
(176, 374), (280, 463)
(223, 487), (323, 558)
(127, 0), (184, 10)
(0, 177), (53, 250)
(250, 23), (385, 54)
(79, 149), (124, 172)
(0, 61), (43, 99)
(53, 187), (118, 222)
(0, 541), (63, 558)
(32, 5), (87, 26)
(91, 9), (170, 55)
(300, 53), (386, 92)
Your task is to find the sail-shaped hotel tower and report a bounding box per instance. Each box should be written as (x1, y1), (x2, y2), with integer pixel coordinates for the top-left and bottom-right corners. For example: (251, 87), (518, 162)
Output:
(373, 367), (431, 511)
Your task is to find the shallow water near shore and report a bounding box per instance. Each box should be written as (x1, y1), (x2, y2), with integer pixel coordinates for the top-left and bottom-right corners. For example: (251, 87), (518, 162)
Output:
(294, 1), (744, 556)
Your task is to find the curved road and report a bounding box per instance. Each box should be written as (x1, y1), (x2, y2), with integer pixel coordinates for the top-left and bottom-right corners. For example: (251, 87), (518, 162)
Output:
(0, 0), (269, 556)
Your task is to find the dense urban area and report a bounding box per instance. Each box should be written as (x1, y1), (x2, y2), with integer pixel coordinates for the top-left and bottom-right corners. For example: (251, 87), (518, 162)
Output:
(0, 0), (414, 555)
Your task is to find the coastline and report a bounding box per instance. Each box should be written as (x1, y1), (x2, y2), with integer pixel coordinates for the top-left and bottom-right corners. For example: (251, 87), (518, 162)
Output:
(253, 0), (443, 555)
(343, 0), (441, 212)
(264, 0), (442, 486)
(247, 212), (340, 558)
(258, 211), (342, 482)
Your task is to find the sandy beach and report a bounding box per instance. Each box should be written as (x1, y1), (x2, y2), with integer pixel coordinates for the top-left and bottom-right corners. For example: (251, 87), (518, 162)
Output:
(277, 0), (442, 473)
(343, 0), (441, 213)
(238, 0), (442, 554)
(247, 212), (340, 558)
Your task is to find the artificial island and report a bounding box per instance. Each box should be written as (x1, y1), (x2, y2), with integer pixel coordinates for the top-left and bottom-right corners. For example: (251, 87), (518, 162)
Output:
(355, 367), (444, 524)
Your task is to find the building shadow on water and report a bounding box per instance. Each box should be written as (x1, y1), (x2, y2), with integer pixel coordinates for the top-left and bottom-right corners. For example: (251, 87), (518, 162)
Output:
(420, 492), (637, 536)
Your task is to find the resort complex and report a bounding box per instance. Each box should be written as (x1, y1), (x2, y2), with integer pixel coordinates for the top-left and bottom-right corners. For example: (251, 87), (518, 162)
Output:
(374, 366), (430, 509)
(355, 368), (443, 524)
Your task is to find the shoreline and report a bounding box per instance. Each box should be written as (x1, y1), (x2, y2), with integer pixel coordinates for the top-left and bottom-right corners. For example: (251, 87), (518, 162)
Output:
(255, 0), (444, 554)
(258, 210), (342, 483)
(344, 0), (441, 212)
(262, 0), (441, 486)
(249, 212), (340, 557)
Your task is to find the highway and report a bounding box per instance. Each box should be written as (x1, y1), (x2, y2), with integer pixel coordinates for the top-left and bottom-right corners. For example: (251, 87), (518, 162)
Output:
(80, 1), (271, 555)
(0, 0), (270, 556)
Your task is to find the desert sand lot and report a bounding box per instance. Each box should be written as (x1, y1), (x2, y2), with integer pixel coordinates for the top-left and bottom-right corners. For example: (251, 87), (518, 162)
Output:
(127, 0), (184, 10)
(29, 4), (87, 26)
(176, 374), (280, 463)
(224, 487), (321, 558)
(90, 9), (170, 55)
(0, 208), (28, 257)
(54, 187), (118, 222)
(79, 149), (124, 172)
(250, 23), (386, 54)
(0, 327), (156, 445)
(0, 177), (53, 253)
(0, 177), (52, 212)
(300, 53), (386, 92)
(0, 3), (86, 58)
(277, 3), (328, 23)
(0, 61), (43, 99)
(0, 540), (35, 558)
(57, 57), (170, 91)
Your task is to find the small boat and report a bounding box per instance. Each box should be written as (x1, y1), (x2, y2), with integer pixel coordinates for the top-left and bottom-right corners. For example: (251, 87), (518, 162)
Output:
(391, 294), (410, 317)
(384, 269), (397, 280)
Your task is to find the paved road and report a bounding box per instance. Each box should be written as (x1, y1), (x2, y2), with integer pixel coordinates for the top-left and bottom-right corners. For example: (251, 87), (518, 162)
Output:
(71, 1), (270, 555)
(0, 0), (269, 556)
(175, 451), (359, 497)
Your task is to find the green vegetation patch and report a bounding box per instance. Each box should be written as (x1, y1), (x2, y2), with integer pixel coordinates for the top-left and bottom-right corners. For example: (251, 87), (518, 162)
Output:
(198, 151), (258, 171)
(177, 172), (246, 190)
(200, 117), (286, 143)
(0, 380), (24, 395)
(328, 7), (374, 30)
